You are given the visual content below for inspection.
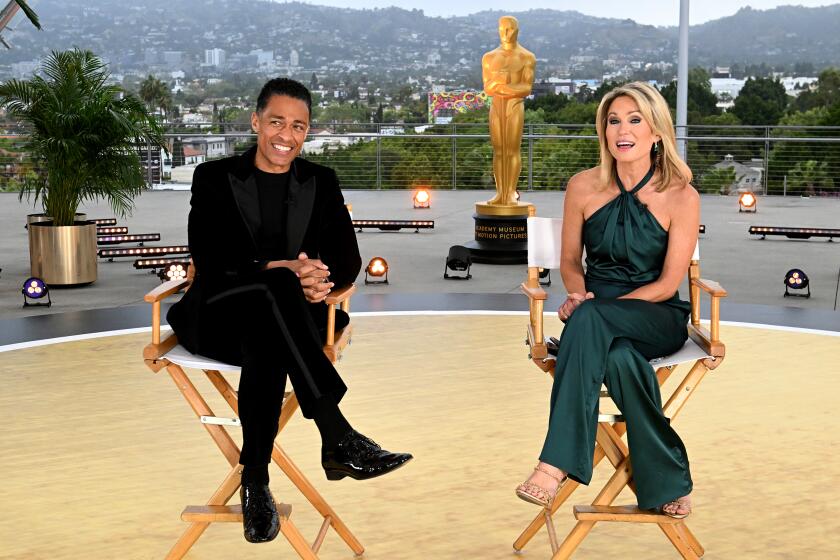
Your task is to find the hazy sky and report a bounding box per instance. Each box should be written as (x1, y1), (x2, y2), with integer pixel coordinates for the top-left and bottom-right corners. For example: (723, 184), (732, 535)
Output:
(282, 1), (834, 27)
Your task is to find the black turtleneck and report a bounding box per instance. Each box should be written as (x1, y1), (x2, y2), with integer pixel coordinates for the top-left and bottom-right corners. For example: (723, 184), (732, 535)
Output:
(254, 168), (291, 261)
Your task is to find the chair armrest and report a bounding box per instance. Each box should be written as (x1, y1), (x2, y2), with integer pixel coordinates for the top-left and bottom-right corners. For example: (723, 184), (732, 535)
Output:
(691, 277), (727, 298)
(325, 283), (356, 305)
(520, 281), (548, 301)
(144, 279), (191, 303)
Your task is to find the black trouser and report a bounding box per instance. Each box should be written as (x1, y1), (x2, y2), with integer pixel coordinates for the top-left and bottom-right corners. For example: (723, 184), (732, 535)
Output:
(198, 267), (349, 466)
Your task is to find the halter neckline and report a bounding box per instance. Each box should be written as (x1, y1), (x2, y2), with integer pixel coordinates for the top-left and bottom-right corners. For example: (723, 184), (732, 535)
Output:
(616, 164), (656, 195)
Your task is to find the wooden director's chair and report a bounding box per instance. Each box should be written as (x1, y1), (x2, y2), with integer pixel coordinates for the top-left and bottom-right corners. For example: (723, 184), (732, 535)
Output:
(142, 263), (363, 560)
(516, 214), (727, 559)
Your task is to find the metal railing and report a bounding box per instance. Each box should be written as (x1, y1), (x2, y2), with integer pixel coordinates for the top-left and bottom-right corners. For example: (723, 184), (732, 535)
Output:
(2, 124), (840, 196)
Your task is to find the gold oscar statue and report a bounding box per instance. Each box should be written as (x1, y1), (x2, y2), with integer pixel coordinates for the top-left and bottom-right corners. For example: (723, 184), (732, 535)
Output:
(479, 15), (536, 215)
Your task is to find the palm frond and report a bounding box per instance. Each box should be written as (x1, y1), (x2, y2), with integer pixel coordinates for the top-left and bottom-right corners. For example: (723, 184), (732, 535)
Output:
(13, 0), (40, 30)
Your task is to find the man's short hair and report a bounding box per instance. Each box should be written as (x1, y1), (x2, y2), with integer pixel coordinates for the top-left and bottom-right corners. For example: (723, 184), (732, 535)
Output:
(256, 78), (312, 114)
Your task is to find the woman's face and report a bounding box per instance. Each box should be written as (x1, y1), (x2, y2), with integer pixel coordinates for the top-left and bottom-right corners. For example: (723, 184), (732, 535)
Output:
(604, 95), (660, 165)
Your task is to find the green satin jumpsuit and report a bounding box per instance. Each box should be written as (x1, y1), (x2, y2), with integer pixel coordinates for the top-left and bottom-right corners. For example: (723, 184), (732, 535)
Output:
(540, 168), (693, 510)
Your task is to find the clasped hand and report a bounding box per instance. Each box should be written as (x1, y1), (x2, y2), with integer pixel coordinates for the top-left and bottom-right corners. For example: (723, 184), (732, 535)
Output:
(266, 252), (334, 303)
(557, 292), (594, 323)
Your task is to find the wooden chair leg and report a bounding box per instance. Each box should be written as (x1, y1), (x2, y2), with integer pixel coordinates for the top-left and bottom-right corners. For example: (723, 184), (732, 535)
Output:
(279, 517), (320, 560)
(660, 523), (702, 559)
(551, 454), (634, 559)
(674, 521), (705, 557)
(168, 366), (240, 466)
(278, 392), (300, 432)
(513, 478), (580, 551)
(166, 465), (242, 560)
(271, 443), (365, 555)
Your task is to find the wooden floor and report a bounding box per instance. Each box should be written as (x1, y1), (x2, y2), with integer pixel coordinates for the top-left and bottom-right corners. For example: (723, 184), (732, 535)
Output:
(1, 314), (839, 559)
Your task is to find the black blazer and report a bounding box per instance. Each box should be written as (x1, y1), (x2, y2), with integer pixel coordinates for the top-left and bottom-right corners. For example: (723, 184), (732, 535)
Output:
(167, 146), (361, 355)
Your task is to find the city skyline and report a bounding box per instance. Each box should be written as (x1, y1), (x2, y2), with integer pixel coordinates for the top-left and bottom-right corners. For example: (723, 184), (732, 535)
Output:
(280, 0), (836, 27)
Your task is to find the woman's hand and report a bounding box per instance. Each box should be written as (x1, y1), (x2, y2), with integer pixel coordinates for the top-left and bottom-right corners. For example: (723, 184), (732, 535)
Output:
(557, 292), (594, 322)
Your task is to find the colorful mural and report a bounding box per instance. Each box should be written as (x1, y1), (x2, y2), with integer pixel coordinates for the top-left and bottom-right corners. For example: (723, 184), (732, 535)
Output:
(427, 90), (490, 123)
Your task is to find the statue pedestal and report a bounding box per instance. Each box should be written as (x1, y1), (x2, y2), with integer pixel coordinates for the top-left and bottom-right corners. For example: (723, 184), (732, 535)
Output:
(464, 201), (533, 264)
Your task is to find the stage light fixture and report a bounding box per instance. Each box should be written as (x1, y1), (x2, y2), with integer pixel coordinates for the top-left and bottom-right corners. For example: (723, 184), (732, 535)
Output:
(93, 218), (117, 226)
(353, 219), (434, 233)
(133, 257), (192, 270)
(413, 188), (431, 209)
(365, 257), (389, 284)
(97, 233), (161, 245)
(97, 226), (128, 235)
(158, 262), (190, 283)
(99, 245), (190, 260)
(749, 226), (839, 241)
(699, 224), (706, 235)
(538, 267), (551, 286)
(738, 192), (757, 212)
(22, 277), (51, 307)
(784, 268), (810, 298)
(443, 245), (472, 280)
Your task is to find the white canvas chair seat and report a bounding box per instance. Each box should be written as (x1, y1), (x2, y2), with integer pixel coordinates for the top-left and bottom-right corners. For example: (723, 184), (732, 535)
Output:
(517, 210), (727, 560)
(163, 343), (242, 373)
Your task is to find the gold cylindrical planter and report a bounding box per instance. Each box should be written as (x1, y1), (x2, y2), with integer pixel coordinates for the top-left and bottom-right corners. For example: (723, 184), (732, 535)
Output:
(26, 213), (87, 227)
(29, 221), (98, 286)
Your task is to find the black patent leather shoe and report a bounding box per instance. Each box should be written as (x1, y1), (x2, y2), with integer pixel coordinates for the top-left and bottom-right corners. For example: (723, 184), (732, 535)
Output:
(240, 482), (280, 543)
(322, 429), (413, 481)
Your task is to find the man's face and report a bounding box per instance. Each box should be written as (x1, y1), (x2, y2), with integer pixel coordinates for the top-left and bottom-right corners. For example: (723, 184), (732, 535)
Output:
(498, 17), (518, 46)
(251, 94), (309, 173)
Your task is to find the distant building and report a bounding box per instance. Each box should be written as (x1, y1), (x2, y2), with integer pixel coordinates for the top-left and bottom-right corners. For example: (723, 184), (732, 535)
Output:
(712, 66), (731, 78)
(290, 49), (299, 67)
(163, 51), (184, 67)
(710, 78), (745, 99)
(181, 135), (233, 159)
(204, 48), (226, 67)
(183, 146), (205, 165)
(780, 76), (818, 97)
(532, 80), (576, 97)
(713, 154), (764, 194)
(250, 49), (274, 68)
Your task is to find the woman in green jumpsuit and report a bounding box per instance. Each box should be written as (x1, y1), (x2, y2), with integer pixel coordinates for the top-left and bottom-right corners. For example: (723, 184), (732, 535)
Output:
(516, 83), (700, 518)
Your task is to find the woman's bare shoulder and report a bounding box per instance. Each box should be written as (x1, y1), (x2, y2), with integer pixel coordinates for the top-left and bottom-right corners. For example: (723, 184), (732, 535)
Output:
(665, 180), (700, 206)
(566, 168), (601, 197)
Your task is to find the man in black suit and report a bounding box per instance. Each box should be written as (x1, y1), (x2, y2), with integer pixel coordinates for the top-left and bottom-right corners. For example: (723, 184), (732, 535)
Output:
(167, 78), (412, 544)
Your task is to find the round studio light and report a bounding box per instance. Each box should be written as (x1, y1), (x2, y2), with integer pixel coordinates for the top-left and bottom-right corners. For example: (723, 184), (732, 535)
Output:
(367, 257), (387, 277)
(784, 269), (808, 288)
(21, 277), (51, 307)
(23, 277), (47, 299)
(783, 268), (810, 298)
(166, 263), (188, 281)
(739, 192), (757, 212)
(413, 188), (431, 208)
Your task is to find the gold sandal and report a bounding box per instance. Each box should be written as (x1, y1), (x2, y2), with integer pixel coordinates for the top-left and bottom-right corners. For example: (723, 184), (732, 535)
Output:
(515, 464), (567, 508)
(658, 496), (692, 519)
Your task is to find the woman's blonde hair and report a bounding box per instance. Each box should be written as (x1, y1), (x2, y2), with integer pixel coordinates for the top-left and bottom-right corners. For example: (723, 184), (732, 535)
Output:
(595, 81), (692, 192)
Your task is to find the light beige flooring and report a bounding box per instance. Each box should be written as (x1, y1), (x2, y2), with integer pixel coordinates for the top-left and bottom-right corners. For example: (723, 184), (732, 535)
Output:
(1, 314), (839, 559)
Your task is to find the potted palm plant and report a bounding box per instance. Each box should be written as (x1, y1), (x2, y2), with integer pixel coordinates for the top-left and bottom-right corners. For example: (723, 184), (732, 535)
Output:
(0, 48), (164, 285)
